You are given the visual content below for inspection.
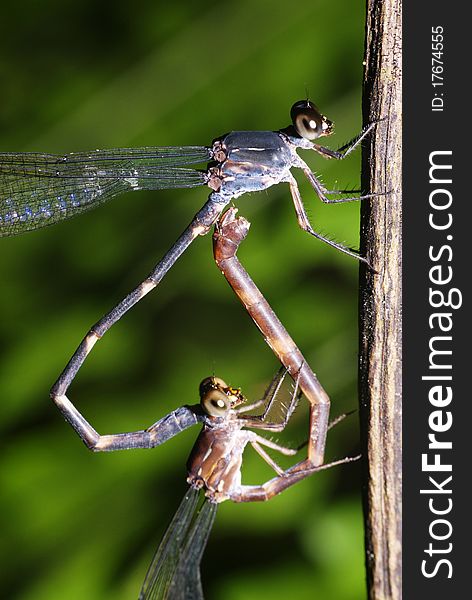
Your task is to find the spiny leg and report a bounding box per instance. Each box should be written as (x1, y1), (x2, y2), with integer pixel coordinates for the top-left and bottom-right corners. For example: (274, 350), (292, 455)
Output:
(296, 120), (385, 203)
(287, 120), (382, 261)
(252, 435), (299, 456)
(249, 404), (357, 479)
(236, 365), (298, 420)
(243, 369), (303, 475)
(287, 174), (368, 264)
(302, 167), (383, 204)
(250, 436), (299, 477)
(311, 120), (378, 160)
(259, 366), (299, 422)
(239, 368), (301, 433)
(51, 194), (228, 437)
(290, 409), (357, 454)
(235, 366), (289, 415)
(231, 454), (361, 502)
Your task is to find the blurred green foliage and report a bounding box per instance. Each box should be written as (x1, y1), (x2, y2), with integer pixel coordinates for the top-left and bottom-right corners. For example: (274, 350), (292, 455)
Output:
(0, 1), (367, 598)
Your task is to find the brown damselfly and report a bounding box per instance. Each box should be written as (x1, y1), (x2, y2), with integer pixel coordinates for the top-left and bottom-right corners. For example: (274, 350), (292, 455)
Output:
(52, 367), (354, 599)
(140, 369), (356, 599)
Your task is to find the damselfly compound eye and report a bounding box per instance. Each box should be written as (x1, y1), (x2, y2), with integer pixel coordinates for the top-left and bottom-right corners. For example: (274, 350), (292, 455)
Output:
(290, 100), (333, 140)
(201, 388), (231, 417)
(199, 376), (228, 400)
(199, 376), (245, 415)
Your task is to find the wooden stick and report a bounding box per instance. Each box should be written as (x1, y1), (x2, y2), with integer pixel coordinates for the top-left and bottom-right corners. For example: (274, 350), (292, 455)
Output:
(359, 1), (402, 598)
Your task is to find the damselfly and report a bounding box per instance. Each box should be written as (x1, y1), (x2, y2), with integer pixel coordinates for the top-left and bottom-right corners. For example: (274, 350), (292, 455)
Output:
(139, 370), (357, 599)
(51, 363), (356, 599)
(1, 103), (374, 392)
(1, 100), (372, 260)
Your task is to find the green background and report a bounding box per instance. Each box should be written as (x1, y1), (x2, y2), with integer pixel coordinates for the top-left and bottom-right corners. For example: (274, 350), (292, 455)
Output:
(0, 1), (367, 598)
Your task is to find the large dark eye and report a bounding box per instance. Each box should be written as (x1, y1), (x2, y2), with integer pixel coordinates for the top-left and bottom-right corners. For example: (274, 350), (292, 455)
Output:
(290, 100), (333, 140)
(199, 376), (231, 417)
(199, 376), (227, 399)
(201, 388), (231, 417)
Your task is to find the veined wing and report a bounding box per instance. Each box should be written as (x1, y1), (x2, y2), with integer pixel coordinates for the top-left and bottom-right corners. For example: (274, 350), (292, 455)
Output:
(166, 494), (217, 600)
(139, 486), (217, 600)
(0, 146), (211, 237)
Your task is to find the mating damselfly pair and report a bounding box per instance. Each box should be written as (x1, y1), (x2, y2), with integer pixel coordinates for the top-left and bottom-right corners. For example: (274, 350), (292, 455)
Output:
(1, 100), (372, 597)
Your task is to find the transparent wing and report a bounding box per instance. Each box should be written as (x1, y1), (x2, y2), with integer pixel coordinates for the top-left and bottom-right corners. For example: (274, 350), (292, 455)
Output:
(0, 146), (211, 237)
(139, 487), (217, 600)
(167, 496), (217, 600)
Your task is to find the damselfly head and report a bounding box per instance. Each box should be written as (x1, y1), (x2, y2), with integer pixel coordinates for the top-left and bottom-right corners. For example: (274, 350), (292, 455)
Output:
(199, 376), (245, 417)
(290, 99), (333, 140)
